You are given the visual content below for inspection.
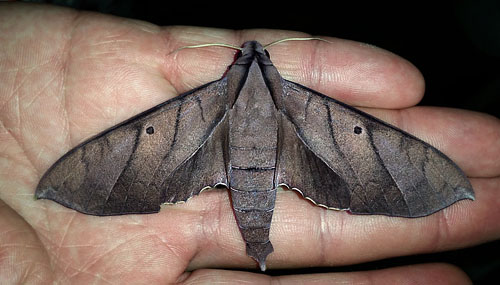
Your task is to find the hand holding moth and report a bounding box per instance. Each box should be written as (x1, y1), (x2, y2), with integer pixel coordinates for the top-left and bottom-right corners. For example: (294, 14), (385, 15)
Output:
(1, 4), (500, 284)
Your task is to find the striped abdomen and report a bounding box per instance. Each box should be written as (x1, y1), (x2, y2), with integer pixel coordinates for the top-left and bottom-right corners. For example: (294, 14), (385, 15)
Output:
(227, 59), (278, 269)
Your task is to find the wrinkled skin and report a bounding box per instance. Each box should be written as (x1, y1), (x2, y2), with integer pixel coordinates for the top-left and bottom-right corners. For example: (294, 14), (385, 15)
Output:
(1, 3), (499, 284)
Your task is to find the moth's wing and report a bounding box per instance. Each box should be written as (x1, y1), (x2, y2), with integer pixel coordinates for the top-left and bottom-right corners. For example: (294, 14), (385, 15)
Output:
(277, 80), (474, 217)
(36, 79), (229, 216)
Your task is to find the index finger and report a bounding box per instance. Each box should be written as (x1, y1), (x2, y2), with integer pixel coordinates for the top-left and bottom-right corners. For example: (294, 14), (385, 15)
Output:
(268, 36), (426, 109)
(167, 28), (425, 109)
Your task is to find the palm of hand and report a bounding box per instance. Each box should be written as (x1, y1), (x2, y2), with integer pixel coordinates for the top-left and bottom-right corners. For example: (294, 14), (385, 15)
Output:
(1, 4), (499, 284)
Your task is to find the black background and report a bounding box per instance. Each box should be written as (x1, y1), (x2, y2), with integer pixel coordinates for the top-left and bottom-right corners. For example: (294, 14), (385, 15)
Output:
(25, 0), (500, 283)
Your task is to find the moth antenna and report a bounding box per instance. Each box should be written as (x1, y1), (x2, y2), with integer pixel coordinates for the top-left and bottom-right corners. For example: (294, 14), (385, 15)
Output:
(264, 37), (332, 49)
(171, 43), (242, 55)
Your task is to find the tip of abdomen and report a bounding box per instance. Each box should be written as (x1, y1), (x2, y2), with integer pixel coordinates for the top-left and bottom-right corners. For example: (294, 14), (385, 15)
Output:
(246, 241), (274, 271)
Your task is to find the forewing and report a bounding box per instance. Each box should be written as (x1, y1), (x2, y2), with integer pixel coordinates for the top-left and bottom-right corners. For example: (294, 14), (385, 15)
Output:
(36, 79), (229, 215)
(277, 80), (474, 217)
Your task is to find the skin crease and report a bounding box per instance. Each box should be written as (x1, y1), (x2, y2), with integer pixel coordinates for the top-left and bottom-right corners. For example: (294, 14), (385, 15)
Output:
(1, 3), (500, 284)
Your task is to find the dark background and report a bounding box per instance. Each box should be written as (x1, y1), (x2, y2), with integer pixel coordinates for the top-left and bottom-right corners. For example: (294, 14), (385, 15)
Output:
(24, 0), (500, 283)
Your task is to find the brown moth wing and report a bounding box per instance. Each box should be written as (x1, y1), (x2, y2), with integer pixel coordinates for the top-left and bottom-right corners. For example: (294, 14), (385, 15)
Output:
(36, 79), (229, 215)
(277, 80), (474, 217)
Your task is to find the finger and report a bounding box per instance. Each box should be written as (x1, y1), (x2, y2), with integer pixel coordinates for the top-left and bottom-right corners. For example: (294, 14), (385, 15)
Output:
(265, 178), (495, 269)
(181, 176), (497, 270)
(268, 36), (425, 109)
(178, 263), (471, 284)
(364, 106), (500, 177)
(166, 28), (425, 109)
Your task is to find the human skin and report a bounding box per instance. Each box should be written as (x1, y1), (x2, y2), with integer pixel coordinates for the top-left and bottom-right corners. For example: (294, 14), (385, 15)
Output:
(1, 3), (499, 284)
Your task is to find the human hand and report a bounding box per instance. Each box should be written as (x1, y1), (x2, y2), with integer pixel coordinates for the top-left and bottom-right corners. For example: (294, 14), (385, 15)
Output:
(1, 3), (499, 284)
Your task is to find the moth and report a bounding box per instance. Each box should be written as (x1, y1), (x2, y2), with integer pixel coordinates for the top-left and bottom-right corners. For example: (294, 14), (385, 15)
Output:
(36, 39), (474, 271)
